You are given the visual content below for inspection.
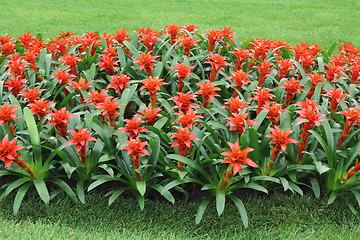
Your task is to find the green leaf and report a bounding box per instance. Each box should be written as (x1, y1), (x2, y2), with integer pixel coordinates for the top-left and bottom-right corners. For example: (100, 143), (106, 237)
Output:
(279, 177), (289, 192)
(310, 177), (320, 198)
(109, 188), (128, 206)
(327, 191), (337, 205)
(228, 195), (248, 228)
(137, 195), (145, 211)
(23, 107), (42, 166)
(123, 41), (141, 58)
(136, 181), (146, 196)
(5, 178), (31, 196)
(52, 178), (77, 203)
(350, 190), (360, 208)
(195, 196), (211, 224)
(13, 182), (31, 215)
(77, 180), (86, 204)
(33, 179), (50, 204)
(216, 190), (226, 217)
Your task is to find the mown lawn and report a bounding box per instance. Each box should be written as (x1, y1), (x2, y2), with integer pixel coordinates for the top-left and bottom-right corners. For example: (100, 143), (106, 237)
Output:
(1, 0), (359, 47)
(0, 192), (359, 239)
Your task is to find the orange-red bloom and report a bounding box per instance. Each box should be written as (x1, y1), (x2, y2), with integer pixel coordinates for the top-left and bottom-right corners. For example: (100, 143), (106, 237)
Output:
(195, 80), (221, 107)
(306, 72), (326, 99)
(96, 98), (123, 128)
(136, 106), (163, 126)
(107, 72), (130, 94)
(226, 112), (259, 140)
(280, 77), (304, 108)
(171, 62), (194, 92)
(221, 142), (257, 175)
(4, 75), (26, 98)
(323, 88), (348, 113)
(169, 91), (198, 113)
(337, 106), (360, 149)
(66, 128), (97, 163)
(29, 98), (56, 120)
(140, 76), (168, 107)
(0, 102), (20, 135)
(48, 107), (76, 137)
(179, 35), (197, 57)
(231, 48), (252, 71)
(119, 116), (150, 138)
(205, 52), (232, 82)
(221, 96), (250, 114)
(255, 60), (275, 87)
(262, 102), (288, 127)
(266, 126), (297, 161)
(134, 51), (158, 76)
(250, 87), (275, 115)
(174, 109), (203, 129)
(227, 70), (252, 96)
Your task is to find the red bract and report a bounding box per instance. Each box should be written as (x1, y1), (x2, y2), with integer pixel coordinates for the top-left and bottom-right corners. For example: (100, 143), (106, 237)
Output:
(60, 54), (82, 77)
(337, 106), (360, 149)
(113, 29), (130, 45)
(119, 116), (150, 138)
(120, 137), (149, 180)
(96, 98), (123, 128)
(0, 102), (20, 135)
(96, 54), (118, 75)
(306, 72), (326, 99)
(262, 102), (288, 127)
(4, 75), (26, 98)
(29, 98), (55, 120)
(69, 78), (93, 102)
(205, 52), (231, 82)
(171, 62), (194, 92)
(195, 80), (221, 107)
(221, 96), (250, 114)
(85, 89), (112, 107)
(140, 76), (168, 107)
(179, 35), (197, 57)
(226, 112), (259, 140)
(23, 50), (38, 72)
(275, 58), (294, 81)
(169, 91), (198, 113)
(48, 107), (76, 137)
(52, 68), (76, 85)
(280, 77), (304, 108)
(349, 60), (360, 84)
(255, 60), (275, 87)
(342, 153), (360, 182)
(174, 109), (203, 129)
(323, 88), (348, 113)
(136, 106), (162, 126)
(221, 142), (257, 175)
(227, 70), (252, 96)
(322, 63), (345, 83)
(66, 128), (97, 163)
(206, 29), (221, 51)
(231, 48), (252, 71)
(250, 87), (275, 115)
(250, 39), (271, 61)
(219, 26), (235, 44)
(107, 72), (130, 94)
(139, 31), (159, 52)
(171, 127), (199, 170)
(164, 23), (180, 45)
(182, 25), (198, 34)
(134, 51), (158, 76)
(20, 86), (45, 104)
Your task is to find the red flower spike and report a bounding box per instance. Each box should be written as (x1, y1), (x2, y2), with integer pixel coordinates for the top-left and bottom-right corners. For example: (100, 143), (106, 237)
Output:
(182, 25), (198, 34)
(205, 52), (232, 82)
(266, 126), (298, 160)
(48, 107), (76, 137)
(135, 106), (163, 126)
(221, 96), (250, 114)
(120, 137), (149, 180)
(174, 109), (203, 129)
(164, 23), (180, 45)
(337, 107), (360, 149)
(96, 98), (123, 128)
(275, 58), (294, 81)
(169, 91), (198, 113)
(255, 60), (275, 87)
(20, 86), (45, 104)
(119, 116), (150, 138)
(323, 88), (349, 113)
(67, 129), (97, 164)
(0, 135), (25, 170)
(227, 70), (252, 96)
(107, 72), (130, 94)
(134, 51), (158, 76)
(4, 75), (26, 98)
(85, 89), (112, 107)
(219, 26), (235, 44)
(140, 76), (168, 107)
(342, 152), (360, 182)
(171, 62), (194, 92)
(262, 102), (288, 127)
(179, 35), (197, 57)
(231, 48), (252, 71)
(23, 50), (38, 72)
(139, 31), (160, 52)
(28, 98), (55, 120)
(96, 54), (118, 75)
(59, 54), (82, 77)
(221, 142), (257, 175)
(52, 68), (76, 86)
(69, 77), (93, 102)
(226, 112), (259, 140)
(250, 87), (275, 115)
(113, 29), (130, 46)
(206, 29), (222, 52)
(306, 72), (326, 99)
(295, 98), (321, 111)
(0, 102), (20, 135)
(322, 63), (346, 83)
(195, 80), (221, 107)
(280, 77), (304, 108)
(349, 60), (360, 84)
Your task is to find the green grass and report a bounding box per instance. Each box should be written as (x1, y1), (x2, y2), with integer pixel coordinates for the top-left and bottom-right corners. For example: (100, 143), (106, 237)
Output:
(0, 192), (360, 239)
(1, 0), (359, 48)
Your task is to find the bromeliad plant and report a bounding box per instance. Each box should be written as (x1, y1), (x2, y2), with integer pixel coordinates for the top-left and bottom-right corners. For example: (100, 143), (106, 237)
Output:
(0, 26), (360, 225)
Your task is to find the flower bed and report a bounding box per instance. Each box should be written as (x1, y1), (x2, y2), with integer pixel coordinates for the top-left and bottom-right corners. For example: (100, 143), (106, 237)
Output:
(0, 24), (359, 227)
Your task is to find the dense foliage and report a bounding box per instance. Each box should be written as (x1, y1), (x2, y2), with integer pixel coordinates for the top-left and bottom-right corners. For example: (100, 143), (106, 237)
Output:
(0, 24), (359, 227)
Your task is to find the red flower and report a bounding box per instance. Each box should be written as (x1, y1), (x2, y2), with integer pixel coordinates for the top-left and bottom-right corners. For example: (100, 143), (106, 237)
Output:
(231, 48), (252, 71)
(349, 60), (360, 84)
(4, 75), (26, 98)
(206, 29), (222, 51)
(69, 78), (93, 102)
(306, 72), (326, 99)
(59, 54), (82, 76)
(323, 88), (348, 113)
(182, 25), (198, 34)
(221, 142), (257, 175)
(139, 30), (160, 52)
(113, 29), (130, 45)
(107, 72), (130, 94)
(250, 87), (275, 115)
(5, 55), (27, 77)
(226, 112), (259, 140)
(219, 26), (235, 44)
(0, 102), (20, 135)
(140, 76), (168, 107)
(255, 60), (275, 87)
(119, 116), (150, 138)
(280, 77), (304, 108)
(66, 128), (97, 163)
(52, 68), (76, 85)
(174, 109), (203, 129)
(205, 52), (232, 82)
(342, 152), (360, 182)
(134, 51), (158, 76)
(85, 89), (112, 107)
(179, 35), (197, 57)
(0, 135), (25, 170)
(164, 23), (180, 45)
(322, 63), (345, 83)
(136, 106), (163, 126)
(96, 54), (118, 75)
(29, 98), (56, 120)
(48, 107), (76, 137)
(266, 126), (297, 161)
(227, 70), (252, 96)
(195, 80), (221, 107)
(96, 98), (123, 128)
(337, 106), (360, 149)
(262, 101), (288, 127)
(221, 96), (250, 114)
(120, 137), (149, 180)
(171, 62), (194, 92)
(169, 91), (198, 113)
(275, 58), (294, 81)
